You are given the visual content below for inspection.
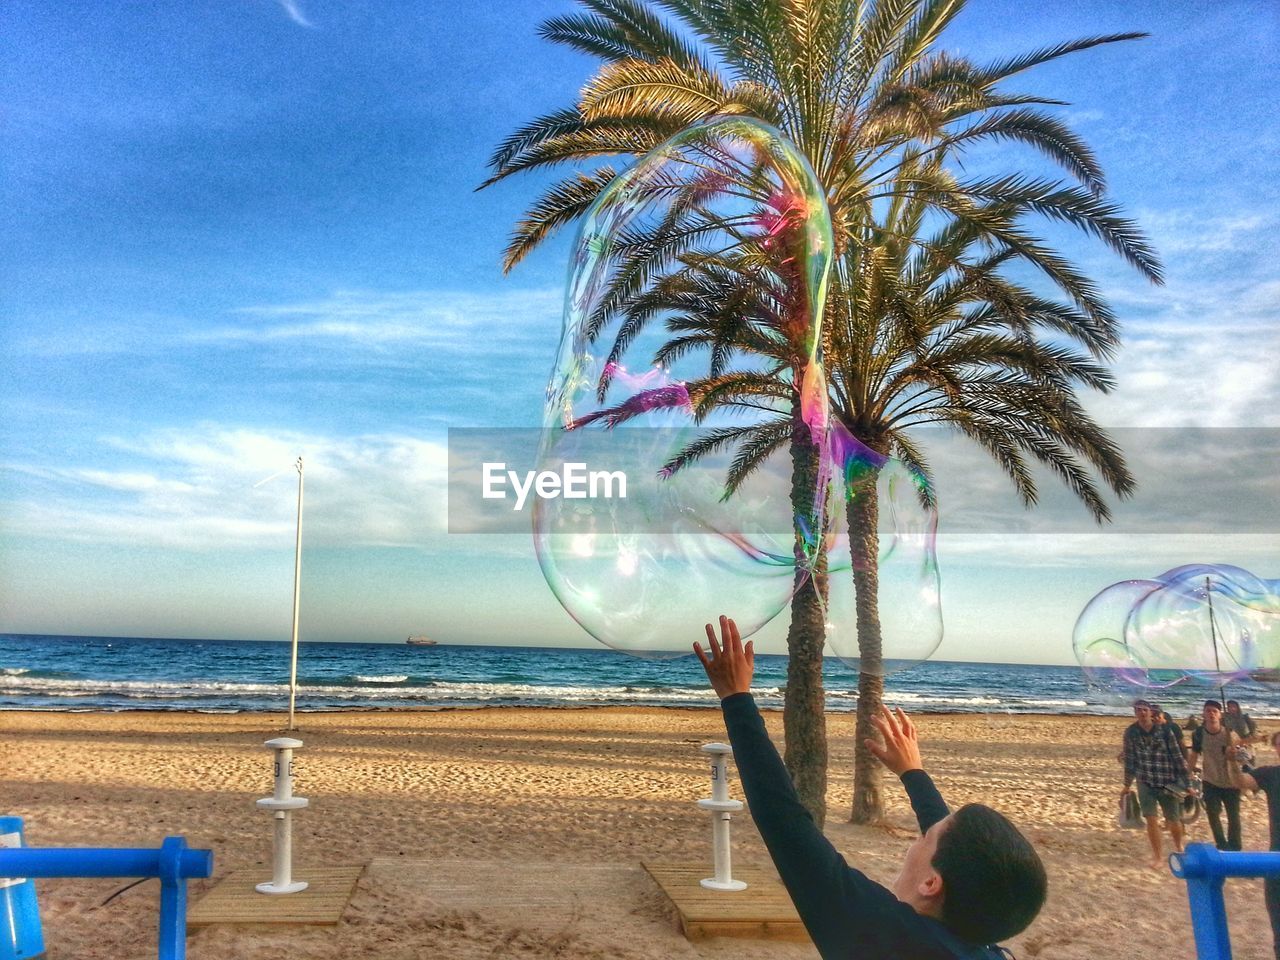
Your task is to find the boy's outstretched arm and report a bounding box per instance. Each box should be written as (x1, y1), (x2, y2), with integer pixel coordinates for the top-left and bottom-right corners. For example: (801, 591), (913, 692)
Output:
(693, 617), (946, 956)
(868, 704), (950, 833)
(695, 615), (951, 837)
(693, 614), (755, 700)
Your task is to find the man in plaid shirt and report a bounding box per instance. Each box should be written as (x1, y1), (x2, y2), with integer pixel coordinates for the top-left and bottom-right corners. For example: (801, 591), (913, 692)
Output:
(1122, 698), (1190, 869)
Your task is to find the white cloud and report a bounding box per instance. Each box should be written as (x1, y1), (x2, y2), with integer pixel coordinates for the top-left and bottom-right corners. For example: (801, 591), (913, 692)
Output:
(1060, 108), (1105, 126)
(2, 426), (451, 550)
(936, 533), (1278, 569)
(1091, 306), (1280, 428)
(8, 288), (564, 359)
(1137, 209), (1274, 256)
(199, 288), (563, 349)
(275, 0), (313, 28)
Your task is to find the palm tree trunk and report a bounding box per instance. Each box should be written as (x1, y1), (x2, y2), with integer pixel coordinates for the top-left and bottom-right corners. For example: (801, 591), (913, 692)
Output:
(847, 478), (883, 824)
(783, 396), (828, 828)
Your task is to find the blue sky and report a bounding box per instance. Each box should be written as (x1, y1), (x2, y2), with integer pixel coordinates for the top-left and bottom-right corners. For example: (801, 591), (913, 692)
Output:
(1, 0), (1277, 664)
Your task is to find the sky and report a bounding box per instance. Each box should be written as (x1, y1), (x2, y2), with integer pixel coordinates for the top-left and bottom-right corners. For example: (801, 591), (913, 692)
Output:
(1, 0), (1277, 665)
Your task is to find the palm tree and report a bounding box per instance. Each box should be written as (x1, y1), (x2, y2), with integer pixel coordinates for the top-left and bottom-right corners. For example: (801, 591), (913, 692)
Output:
(484, 0), (1162, 823)
(546, 122), (841, 821)
(824, 156), (1148, 820)
(585, 151), (1149, 820)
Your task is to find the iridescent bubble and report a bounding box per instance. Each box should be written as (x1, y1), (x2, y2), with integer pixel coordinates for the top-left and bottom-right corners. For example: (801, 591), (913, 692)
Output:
(1077, 637), (1154, 704)
(534, 116), (835, 656)
(1071, 579), (1162, 666)
(1129, 565), (1280, 686)
(1073, 565), (1280, 695)
(820, 428), (943, 676)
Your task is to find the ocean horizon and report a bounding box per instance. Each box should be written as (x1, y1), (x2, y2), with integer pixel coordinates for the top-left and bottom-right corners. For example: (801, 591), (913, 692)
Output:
(4, 633), (1278, 720)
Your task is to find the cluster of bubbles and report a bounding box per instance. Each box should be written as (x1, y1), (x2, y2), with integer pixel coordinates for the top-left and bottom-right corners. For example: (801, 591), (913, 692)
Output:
(1073, 563), (1280, 700)
(533, 116), (941, 670)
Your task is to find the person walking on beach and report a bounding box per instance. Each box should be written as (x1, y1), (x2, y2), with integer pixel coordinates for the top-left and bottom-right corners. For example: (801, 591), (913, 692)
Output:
(1228, 731), (1280, 959)
(1152, 704), (1188, 762)
(1190, 699), (1243, 851)
(1224, 699), (1258, 742)
(1122, 698), (1189, 869)
(695, 615), (1046, 959)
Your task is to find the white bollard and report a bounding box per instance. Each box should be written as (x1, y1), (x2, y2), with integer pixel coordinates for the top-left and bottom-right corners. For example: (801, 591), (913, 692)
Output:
(255, 737), (309, 895)
(697, 742), (747, 891)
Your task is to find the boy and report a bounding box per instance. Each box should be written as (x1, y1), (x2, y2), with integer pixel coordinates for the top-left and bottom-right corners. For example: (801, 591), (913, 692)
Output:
(695, 615), (1046, 959)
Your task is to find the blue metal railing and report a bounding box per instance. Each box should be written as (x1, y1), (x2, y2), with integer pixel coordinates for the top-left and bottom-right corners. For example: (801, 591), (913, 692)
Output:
(1170, 842), (1280, 960)
(0, 828), (213, 960)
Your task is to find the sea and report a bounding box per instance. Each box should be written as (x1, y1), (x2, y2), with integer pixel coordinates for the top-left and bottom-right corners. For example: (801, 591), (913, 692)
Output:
(3, 633), (1279, 719)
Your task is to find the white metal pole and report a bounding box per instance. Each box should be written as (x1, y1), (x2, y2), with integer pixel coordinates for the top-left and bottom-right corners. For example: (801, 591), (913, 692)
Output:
(256, 737), (309, 895)
(287, 456), (304, 731)
(697, 742), (747, 891)
(273, 812), (293, 888)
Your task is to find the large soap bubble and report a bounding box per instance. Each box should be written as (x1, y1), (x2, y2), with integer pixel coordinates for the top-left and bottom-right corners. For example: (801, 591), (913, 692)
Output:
(820, 427), (943, 676)
(534, 116), (835, 656)
(1074, 564), (1280, 701)
(1073, 579), (1174, 703)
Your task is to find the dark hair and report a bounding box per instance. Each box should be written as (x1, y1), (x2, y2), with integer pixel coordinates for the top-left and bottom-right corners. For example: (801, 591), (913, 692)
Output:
(1132, 699), (1152, 709)
(932, 804), (1047, 944)
(1226, 700), (1240, 708)
(1204, 700), (1222, 711)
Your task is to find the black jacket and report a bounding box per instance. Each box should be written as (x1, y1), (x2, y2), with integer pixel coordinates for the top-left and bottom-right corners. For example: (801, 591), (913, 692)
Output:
(722, 693), (1009, 959)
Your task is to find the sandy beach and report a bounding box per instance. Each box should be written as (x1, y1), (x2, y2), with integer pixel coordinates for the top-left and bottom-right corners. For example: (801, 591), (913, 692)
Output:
(2, 707), (1274, 959)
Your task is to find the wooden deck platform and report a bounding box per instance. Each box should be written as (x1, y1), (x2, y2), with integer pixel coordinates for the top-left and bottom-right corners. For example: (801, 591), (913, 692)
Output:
(641, 862), (809, 942)
(187, 865), (364, 926)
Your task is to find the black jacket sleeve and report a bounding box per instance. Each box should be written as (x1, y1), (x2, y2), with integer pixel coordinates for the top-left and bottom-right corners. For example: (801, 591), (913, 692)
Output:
(720, 693), (986, 960)
(901, 769), (950, 832)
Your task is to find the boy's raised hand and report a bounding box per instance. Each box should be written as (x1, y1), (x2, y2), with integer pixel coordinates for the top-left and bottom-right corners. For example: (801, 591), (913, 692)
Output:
(867, 704), (925, 776)
(694, 615), (754, 700)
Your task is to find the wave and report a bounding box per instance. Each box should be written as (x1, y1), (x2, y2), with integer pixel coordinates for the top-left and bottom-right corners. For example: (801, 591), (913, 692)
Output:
(0, 665), (1267, 717)
(0, 674), (712, 705)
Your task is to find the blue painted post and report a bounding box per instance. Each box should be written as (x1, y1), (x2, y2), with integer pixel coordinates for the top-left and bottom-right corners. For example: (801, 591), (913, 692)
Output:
(0, 817), (44, 960)
(157, 837), (189, 960)
(1170, 843), (1280, 960)
(0, 836), (212, 960)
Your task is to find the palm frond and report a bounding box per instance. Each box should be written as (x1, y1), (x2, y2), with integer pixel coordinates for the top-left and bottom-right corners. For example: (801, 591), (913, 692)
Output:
(484, 109), (585, 179)
(725, 417), (794, 496)
(581, 58), (731, 125)
(938, 110), (1106, 194)
(485, 122), (671, 184)
(951, 175), (1163, 280)
(503, 168), (619, 272)
(883, 0), (965, 85)
(660, 421), (778, 477)
(979, 32), (1148, 84)
(887, 430), (937, 509)
(542, 0), (707, 67)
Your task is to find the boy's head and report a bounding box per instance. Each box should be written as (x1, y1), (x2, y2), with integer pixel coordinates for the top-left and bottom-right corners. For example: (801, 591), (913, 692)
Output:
(1203, 700), (1223, 724)
(894, 804), (1047, 945)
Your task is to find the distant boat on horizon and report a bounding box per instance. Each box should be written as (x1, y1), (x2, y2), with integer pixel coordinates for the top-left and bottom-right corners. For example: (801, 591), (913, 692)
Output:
(406, 636), (437, 646)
